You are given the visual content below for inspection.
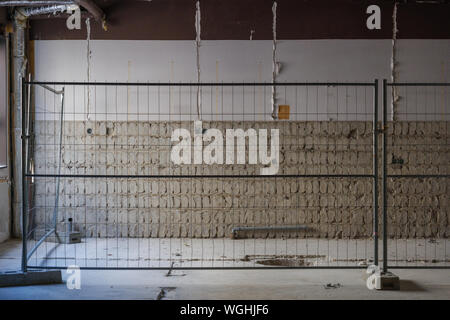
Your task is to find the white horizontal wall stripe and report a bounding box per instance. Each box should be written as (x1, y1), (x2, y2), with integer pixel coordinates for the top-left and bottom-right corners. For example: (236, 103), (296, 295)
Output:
(34, 40), (450, 121)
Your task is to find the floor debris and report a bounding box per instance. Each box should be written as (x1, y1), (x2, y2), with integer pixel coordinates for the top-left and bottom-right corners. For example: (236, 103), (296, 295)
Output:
(156, 287), (176, 300)
(324, 283), (342, 289)
(242, 254), (326, 267)
(165, 262), (186, 277)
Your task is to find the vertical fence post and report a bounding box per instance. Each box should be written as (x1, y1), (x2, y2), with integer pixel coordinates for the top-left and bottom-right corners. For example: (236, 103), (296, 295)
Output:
(382, 79), (388, 273)
(373, 79), (379, 266)
(21, 77), (28, 273)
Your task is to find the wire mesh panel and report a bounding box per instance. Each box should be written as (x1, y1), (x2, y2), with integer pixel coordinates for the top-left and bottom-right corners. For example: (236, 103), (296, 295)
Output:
(383, 81), (450, 269)
(23, 81), (378, 270)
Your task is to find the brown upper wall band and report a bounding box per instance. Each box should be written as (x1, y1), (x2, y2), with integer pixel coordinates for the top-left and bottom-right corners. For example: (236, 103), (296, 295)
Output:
(28, 0), (450, 40)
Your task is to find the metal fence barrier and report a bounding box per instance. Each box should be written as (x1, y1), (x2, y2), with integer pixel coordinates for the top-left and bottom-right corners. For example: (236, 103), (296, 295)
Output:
(21, 80), (381, 270)
(382, 80), (449, 270)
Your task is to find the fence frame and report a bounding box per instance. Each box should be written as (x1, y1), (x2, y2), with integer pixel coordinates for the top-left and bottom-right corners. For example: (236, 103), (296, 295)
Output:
(21, 79), (380, 271)
(382, 79), (450, 271)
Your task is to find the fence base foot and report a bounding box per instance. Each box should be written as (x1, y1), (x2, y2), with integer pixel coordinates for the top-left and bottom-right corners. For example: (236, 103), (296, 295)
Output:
(365, 268), (400, 290)
(0, 270), (62, 287)
(56, 231), (82, 244)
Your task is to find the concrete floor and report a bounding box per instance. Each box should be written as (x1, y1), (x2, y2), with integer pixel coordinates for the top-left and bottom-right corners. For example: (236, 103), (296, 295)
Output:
(0, 239), (449, 300)
(18, 237), (450, 268)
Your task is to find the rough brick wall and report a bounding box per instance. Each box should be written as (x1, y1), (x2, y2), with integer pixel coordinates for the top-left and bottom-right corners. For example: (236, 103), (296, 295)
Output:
(386, 122), (449, 238)
(31, 121), (449, 239)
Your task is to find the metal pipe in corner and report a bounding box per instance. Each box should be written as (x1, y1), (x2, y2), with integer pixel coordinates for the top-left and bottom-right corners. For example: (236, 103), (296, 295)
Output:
(74, 0), (107, 30)
(0, 1), (73, 6)
(11, 4), (75, 264)
(15, 4), (74, 18)
(74, 0), (103, 20)
(12, 12), (26, 239)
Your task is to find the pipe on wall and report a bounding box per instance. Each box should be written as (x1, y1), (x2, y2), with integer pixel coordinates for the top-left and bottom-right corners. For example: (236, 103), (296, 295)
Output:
(73, 0), (103, 21)
(231, 225), (309, 239)
(0, 1), (107, 27)
(74, 0), (106, 30)
(11, 3), (76, 237)
(15, 4), (78, 18)
(11, 12), (25, 237)
(8, 1), (104, 237)
(0, 1), (73, 5)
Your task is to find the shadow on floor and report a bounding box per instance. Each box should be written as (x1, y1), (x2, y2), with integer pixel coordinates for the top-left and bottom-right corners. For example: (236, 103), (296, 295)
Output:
(399, 280), (426, 292)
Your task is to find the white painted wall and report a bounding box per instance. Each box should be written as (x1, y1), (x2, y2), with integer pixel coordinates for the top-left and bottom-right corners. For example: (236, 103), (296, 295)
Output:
(33, 40), (450, 121)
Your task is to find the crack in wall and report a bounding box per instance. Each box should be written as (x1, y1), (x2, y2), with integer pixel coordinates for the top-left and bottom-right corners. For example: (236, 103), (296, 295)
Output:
(86, 17), (91, 121)
(390, 2), (399, 121)
(271, 1), (277, 119)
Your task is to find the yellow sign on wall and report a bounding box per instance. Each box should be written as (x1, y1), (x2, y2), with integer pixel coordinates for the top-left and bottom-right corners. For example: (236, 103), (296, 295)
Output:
(278, 105), (290, 120)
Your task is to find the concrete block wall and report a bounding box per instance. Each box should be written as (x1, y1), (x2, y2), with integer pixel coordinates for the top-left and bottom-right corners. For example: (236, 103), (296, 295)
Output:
(31, 120), (449, 239)
(386, 121), (450, 238)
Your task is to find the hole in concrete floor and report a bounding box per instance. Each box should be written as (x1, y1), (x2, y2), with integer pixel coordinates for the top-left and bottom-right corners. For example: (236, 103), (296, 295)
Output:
(255, 258), (310, 267)
(242, 254), (326, 267)
(324, 283), (342, 289)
